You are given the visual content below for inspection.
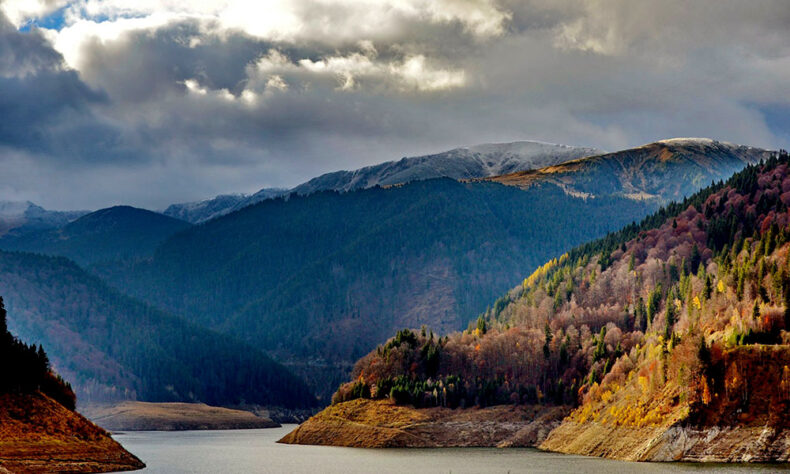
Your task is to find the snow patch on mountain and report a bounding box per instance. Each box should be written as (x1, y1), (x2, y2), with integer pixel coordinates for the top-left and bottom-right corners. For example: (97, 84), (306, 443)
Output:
(0, 201), (88, 238)
(164, 141), (602, 223)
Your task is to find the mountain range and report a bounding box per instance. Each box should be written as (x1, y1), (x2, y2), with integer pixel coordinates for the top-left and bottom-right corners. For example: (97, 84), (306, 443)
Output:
(0, 201), (87, 237)
(0, 137), (772, 404)
(88, 139), (767, 399)
(163, 141), (602, 223)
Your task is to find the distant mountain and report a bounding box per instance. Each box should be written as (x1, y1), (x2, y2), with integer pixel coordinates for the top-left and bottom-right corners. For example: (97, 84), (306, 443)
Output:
(163, 190), (287, 224)
(290, 141), (603, 196)
(0, 206), (191, 266)
(0, 200), (87, 237)
(0, 249), (316, 408)
(163, 141), (600, 223)
(484, 138), (770, 202)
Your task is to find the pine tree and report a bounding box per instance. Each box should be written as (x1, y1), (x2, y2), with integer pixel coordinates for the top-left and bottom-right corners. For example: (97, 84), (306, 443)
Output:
(0, 296), (7, 335)
(476, 315), (487, 335)
(543, 323), (553, 358)
(690, 244), (702, 274)
(704, 275), (713, 300)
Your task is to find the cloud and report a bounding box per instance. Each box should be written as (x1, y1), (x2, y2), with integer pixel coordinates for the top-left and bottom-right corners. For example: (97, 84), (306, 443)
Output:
(0, 1), (788, 209)
(0, 13), (111, 158)
(1, 0), (69, 27)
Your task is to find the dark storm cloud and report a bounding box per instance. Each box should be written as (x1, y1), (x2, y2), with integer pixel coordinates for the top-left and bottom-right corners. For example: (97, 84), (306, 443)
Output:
(0, 0), (788, 209)
(0, 12), (124, 162)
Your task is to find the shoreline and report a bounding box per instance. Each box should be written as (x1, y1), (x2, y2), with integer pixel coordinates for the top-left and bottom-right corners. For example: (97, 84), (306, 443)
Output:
(279, 398), (790, 463)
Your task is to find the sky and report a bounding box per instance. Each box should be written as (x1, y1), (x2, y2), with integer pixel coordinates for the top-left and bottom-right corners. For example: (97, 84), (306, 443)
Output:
(0, 0), (789, 210)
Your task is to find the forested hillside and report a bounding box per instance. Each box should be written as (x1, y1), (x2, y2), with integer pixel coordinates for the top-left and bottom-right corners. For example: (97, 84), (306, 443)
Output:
(0, 250), (315, 408)
(95, 179), (653, 398)
(335, 150), (790, 454)
(0, 206), (191, 266)
(0, 296), (75, 410)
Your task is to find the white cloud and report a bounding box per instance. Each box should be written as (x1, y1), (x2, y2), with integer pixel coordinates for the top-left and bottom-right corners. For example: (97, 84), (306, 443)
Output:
(52, 12), (191, 68)
(246, 47), (465, 93)
(389, 55), (465, 91)
(1, 0), (790, 208)
(0, 0), (69, 27)
(51, 0), (509, 46)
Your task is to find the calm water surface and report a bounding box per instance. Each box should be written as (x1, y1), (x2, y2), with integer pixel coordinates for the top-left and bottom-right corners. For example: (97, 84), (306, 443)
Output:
(114, 425), (790, 474)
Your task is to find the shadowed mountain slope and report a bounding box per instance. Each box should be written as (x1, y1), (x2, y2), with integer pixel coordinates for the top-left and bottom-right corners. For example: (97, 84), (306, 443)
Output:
(0, 206), (191, 266)
(96, 179), (655, 399)
(0, 250), (316, 408)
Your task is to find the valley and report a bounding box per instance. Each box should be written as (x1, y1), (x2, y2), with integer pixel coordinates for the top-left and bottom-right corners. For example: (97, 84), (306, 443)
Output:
(0, 138), (783, 469)
(3, 1), (788, 469)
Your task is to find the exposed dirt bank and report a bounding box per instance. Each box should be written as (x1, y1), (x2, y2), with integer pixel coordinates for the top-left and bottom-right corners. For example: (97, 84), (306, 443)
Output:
(278, 399), (569, 448)
(82, 401), (279, 431)
(0, 393), (144, 473)
(541, 345), (790, 462)
(541, 422), (790, 462)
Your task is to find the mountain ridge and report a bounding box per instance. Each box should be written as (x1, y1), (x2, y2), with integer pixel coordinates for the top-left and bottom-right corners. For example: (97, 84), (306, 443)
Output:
(0, 206), (191, 266)
(481, 139), (771, 202)
(163, 140), (602, 223)
(0, 200), (88, 238)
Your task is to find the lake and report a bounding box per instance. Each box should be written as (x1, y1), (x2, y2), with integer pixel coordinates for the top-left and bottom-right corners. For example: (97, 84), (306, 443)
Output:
(114, 425), (790, 473)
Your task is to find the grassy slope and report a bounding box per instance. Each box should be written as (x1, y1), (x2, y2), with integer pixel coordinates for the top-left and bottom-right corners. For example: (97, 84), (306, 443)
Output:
(485, 140), (770, 201)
